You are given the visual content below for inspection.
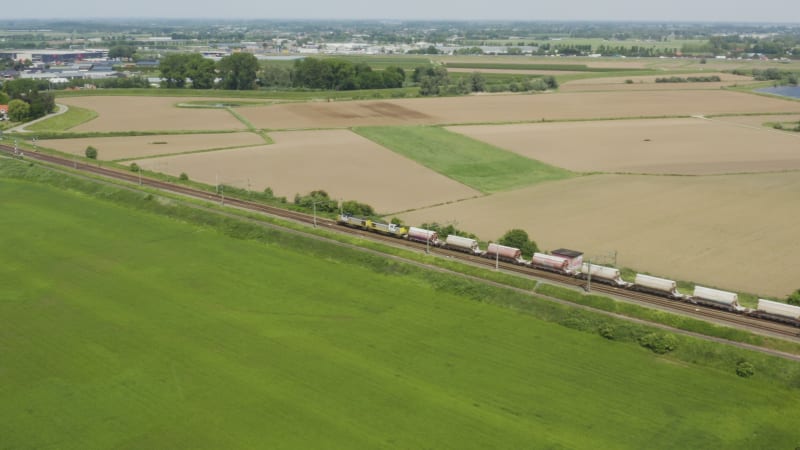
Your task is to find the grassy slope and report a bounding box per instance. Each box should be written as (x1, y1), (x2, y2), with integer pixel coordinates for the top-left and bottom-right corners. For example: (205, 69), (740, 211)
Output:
(25, 104), (98, 133)
(354, 126), (573, 193)
(1, 175), (800, 449)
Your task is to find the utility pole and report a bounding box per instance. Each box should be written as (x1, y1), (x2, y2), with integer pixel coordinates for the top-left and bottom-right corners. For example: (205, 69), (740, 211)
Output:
(586, 260), (592, 293)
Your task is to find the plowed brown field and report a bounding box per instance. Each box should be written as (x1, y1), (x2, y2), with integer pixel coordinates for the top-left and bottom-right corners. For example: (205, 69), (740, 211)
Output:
(59, 97), (245, 132)
(42, 132), (265, 160)
(448, 117), (800, 174)
(132, 129), (480, 213)
(237, 90), (800, 129)
(397, 173), (800, 298)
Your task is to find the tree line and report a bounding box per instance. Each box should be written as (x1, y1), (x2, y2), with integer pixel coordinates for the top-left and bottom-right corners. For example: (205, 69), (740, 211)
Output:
(0, 79), (55, 122)
(159, 52), (260, 90)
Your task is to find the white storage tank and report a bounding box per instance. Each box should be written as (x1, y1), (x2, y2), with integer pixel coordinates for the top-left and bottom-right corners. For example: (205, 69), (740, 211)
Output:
(444, 235), (482, 255)
(581, 263), (629, 287)
(486, 243), (526, 264)
(407, 227), (439, 245)
(633, 274), (682, 299)
(692, 286), (742, 311)
(757, 299), (800, 320)
(531, 253), (571, 274)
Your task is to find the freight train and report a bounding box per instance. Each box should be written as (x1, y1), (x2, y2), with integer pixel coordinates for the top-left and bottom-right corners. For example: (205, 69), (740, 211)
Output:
(336, 214), (800, 328)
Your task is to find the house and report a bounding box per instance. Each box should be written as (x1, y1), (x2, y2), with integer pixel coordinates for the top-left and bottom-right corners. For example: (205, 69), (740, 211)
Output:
(0, 105), (8, 121)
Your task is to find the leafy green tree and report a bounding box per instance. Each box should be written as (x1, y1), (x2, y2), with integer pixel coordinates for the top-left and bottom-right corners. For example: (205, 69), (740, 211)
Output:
(85, 146), (98, 160)
(2, 78), (40, 99)
(259, 64), (292, 88)
(418, 66), (449, 96)
(159, 53), (190, 88)
(108, 45), (136, 60)
(0, 91), (9, 104)
(787, 289), (800, 306)
(185, 53), (216, 89)
(382, 66), (405, 88)
(498, 229), (539, 258)
(468, 72), (485, 92)
(27, 90), (54, 118)
(8, 99), (30, 122)
(218, 53), (259, 90)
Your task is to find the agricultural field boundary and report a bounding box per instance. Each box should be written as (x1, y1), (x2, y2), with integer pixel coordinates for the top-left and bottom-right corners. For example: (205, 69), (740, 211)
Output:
(224, 106), (274, 144)
(111, 143), (270, 163)
(2, 158), (800, 361)
(353, 125), (574, 193)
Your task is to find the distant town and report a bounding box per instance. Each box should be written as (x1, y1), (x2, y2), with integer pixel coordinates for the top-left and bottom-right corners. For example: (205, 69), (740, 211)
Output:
(1, 20), (798, 86)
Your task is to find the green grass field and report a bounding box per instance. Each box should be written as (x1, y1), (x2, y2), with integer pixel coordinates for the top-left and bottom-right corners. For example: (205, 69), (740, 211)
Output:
(2, 163), (800, 449)
(24, 104), (98, 133)
(354, 126), (574, 193)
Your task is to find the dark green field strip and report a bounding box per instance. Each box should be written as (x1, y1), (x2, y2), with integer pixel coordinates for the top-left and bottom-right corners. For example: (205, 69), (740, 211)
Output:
(353, 126), (573, 193)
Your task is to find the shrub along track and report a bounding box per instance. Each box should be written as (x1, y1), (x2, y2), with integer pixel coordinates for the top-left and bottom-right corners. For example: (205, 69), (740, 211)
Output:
(2, 143), (798, 341)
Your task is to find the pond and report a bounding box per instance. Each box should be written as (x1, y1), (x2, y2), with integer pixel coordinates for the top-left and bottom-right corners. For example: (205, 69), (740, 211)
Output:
(756, 85), (800, 99)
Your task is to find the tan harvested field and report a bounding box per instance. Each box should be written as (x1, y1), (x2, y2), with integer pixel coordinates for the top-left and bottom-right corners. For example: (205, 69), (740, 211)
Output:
(238, 90), (800, 129)
(448, 117), (800, 174)
(42, 132), (265, 161)
(397, 173), (800, 297)
(59, 96), (245, 132)
(560, 73), (752, 92)
(132, 129), (480, 213)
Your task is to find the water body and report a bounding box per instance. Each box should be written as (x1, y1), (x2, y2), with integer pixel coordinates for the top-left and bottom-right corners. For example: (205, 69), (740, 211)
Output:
(757, 85), (800, 99)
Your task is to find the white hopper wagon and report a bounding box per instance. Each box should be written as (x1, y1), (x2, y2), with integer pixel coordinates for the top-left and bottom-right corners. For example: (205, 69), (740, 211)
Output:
(579, 263), (630, 287)
(754, 299), (800, 326)
(632, 274), (684, 299)
(444, 235), (483, 255)
(407, 227), (439, 246)
(485, 243), (526, 265)
(531, 253), (572, 274)
(691, 286), (744, 312)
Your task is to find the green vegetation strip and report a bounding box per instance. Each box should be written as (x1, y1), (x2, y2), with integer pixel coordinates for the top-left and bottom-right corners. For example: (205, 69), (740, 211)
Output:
(55, 87), (420, 101)
(444, 62), (646, 72)
(24, 104), (98, 133)
(536, 283), (800, 354)
(2, 159), (800, 449)
(354, 125), (573, 193)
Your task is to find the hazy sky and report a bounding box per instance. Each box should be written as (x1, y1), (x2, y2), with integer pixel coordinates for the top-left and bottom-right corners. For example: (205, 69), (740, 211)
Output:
(3, 0), (799, 23)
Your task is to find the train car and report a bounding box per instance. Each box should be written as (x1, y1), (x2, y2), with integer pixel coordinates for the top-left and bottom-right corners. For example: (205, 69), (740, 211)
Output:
(551, 249), (584, 273)
(366, 220), (408, 238)
(632, 274), (684, 299)
(443, 235), (484, 255)
(485, 243), (527, 265)
(691, 285), (745, 312)
(578, 263), (630, 287)
(752, 299), (800, 327)
(407, 227), (439, 246)
(531, 253), (572, 274)
(337, 214), (367, 229)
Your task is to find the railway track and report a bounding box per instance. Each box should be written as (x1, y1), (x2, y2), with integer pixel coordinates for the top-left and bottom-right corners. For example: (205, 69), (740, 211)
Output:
(3, 144), (798, 340)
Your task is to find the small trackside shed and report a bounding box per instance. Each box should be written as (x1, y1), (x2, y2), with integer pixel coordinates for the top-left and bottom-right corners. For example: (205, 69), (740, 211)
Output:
(551, 248), (584, 272)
